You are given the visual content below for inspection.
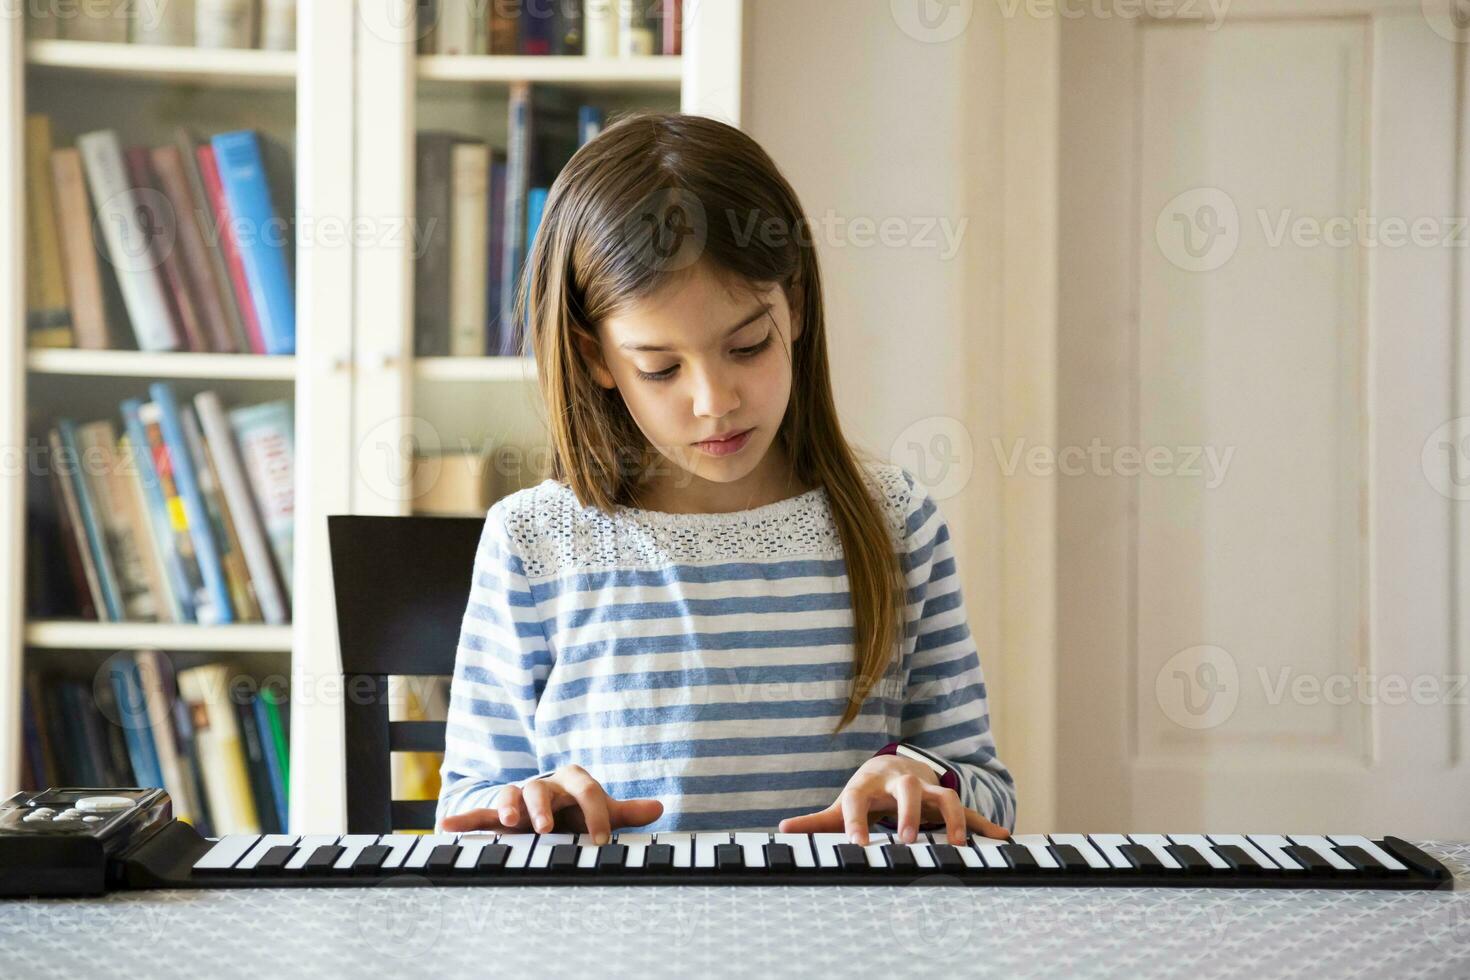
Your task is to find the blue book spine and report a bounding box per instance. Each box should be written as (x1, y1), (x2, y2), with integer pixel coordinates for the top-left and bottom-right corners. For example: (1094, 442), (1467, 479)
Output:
(485, 156), (507, 356)
(56, 419), (123, 621)
(577, 105), (604, 146)
(110, 660), (164, 789)
(521, 187), (549, 343)
(120, 399), (194, 622)
(148, 383), (234, 624)
(253, 693), (289, 832)
(210, 131), (295, 355)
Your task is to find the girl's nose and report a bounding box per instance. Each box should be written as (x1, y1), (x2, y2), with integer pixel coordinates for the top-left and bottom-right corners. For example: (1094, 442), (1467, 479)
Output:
(691, 368), (740, 419)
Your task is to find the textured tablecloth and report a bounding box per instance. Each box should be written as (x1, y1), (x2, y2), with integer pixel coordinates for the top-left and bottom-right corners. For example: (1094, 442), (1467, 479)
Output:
(1, 840), (1467, 979)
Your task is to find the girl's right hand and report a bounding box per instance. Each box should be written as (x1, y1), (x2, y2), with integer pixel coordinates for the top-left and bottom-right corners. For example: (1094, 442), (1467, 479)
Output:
(439, 764), (663, 845)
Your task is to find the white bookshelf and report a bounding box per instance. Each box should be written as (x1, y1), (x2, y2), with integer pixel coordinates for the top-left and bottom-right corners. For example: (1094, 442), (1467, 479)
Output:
(1, 0), (745, 833)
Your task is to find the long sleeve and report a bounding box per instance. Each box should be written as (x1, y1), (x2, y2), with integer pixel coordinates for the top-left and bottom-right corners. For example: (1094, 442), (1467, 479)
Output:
(434, 502), (553, 830)
(896, 470), (1018, 830)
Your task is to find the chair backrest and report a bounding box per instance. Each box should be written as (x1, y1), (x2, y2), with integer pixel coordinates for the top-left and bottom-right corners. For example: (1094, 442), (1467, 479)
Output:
(327, 513), (483, 833)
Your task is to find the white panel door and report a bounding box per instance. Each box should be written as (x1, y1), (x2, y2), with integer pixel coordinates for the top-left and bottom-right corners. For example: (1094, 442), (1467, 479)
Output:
(1056, 8), (1466, 838)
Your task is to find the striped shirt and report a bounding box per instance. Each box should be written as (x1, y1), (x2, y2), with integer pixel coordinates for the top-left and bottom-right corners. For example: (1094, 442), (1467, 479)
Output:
(434, 460), (1017, 833)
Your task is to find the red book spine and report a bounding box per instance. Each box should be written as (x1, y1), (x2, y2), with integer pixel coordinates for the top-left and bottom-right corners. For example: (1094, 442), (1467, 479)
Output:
(663, 0), (681, 55)
(196, 145), (267, 355)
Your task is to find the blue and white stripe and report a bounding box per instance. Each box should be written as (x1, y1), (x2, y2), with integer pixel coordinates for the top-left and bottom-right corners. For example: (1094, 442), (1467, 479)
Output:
(435, 462), (1017, 833)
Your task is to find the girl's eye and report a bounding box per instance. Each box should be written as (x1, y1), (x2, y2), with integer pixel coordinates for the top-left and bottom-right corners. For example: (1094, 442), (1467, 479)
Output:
(635, 334), (774, 383)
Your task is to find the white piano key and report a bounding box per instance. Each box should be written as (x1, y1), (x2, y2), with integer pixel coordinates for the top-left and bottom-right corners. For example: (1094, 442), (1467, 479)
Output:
(193, 834), (261, 871)
(938, 833), (982, 868)
(377, 834), (420, 870)
(908, 835), (938, 869)
(735, 832), (770, 868)
(1047, 834), (1109, 870)
(695, 832), (730, 868)
(863, 832), (892, 868)
(1206, 834), (1279, 870)
(1167, 834), (1230, 870)
(1288, 834), (1355, 872)
(333, 835), (385, 871)
(811, 833), (848, 868)
(771, 833), (816, 868)
(499, 833), (537, 869)
(658, 832), (693, 868)
(1012, 834), (1062, 870)
(1327, 834), (1408, 872)
(402, 833), (458, 870)
(1246, 834), (1303, 871)
(616, 832), (652, 869)
(284, 835), (340, 870)
(528, 832), (578, 868)
(453, 833), (500, 869)
(1087, 834), (1137, 870)
(969, 836), (1009, 869)
(1127, 834), (1183, 870)
(575, 835), (601, 869)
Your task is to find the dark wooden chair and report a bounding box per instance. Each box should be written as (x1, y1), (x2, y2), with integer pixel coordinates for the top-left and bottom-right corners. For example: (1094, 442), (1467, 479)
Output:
(328, 514), (483, 833)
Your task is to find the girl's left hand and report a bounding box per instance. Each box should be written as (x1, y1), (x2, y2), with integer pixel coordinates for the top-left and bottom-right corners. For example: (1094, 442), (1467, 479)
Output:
(776, 753), (1010, 846)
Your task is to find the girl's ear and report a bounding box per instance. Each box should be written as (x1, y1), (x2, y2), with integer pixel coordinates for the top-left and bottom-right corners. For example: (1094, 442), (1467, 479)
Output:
(573, 329), (617, 389)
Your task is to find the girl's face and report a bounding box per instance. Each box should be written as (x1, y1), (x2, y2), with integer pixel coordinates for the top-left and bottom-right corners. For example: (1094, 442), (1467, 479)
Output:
(579, 262), (802, 497)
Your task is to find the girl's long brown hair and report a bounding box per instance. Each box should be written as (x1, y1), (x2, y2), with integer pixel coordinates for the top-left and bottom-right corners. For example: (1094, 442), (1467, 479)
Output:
(516, 110), (907, 731)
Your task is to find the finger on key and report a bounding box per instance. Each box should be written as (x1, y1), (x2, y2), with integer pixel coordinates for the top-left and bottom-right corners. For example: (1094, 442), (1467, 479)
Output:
(892, 774), (923, 844)
(927, 787), (968, 845)
(522, 777), (560, 833)
(497, 783), (525, 829)
(440, 808), (504, 833)
(964, 807), (1010, 841)
(566, 773), (613, 845)
(840, 787), (872, 846)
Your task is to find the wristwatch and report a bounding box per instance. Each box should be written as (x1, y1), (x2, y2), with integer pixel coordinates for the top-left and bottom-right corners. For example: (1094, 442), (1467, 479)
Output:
(873, 741), (960, 792)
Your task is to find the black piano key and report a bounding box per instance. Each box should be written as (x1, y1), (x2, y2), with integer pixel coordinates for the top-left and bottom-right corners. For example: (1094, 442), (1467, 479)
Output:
(425, 844), (459, 874)
(1050, 844), (1090, 873)
(764, 842), (795, 872)
(1282, 844), (1341, 878)
(644, 843), (674, 872)
(255, 844), (296, 874)
(596, 844), (628, 872)
(352, 844), (391, 874)
(1333, 844), (1391, 877)
(883, 843), (917, 872)
(548, 843), (579, 871)
(1119, 843), (1164, 872)
(476, 844), (510, 870)
(303, 844), (345, 873)
(998, 843), (1040, 872)
(1165, 843), (1213, 874)
(836, 843), (869, 871)
(931, 843), (966, 872)
(1212, 843), (1264, 875)
(1379, 837), (1449, 882)
(715, 843), (745, 871)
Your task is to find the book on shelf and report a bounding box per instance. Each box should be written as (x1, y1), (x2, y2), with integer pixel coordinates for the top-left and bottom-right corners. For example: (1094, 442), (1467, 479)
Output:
(21, 653), (292, 837)
(413, 89), (595, 358)
(25, 115), (296, 356)
(418, 0), (680, 57)
(25, 0), (298, 51)
(30, 384), (295, 626)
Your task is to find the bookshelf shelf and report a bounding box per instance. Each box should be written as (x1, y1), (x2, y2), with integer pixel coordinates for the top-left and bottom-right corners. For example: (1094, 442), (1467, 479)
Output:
(417, 54), (682, 90)
(24, 620), (293, 653)
(414, 356), (538, 382)
(26, 349), (298, 381)
(25, 40), (297, 89)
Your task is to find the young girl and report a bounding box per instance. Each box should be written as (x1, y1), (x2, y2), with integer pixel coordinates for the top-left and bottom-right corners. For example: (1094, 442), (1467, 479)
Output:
(436, 111), (1016, 850)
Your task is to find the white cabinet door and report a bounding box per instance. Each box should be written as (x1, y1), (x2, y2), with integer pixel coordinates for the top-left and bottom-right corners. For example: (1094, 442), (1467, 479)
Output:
(1056, 7), (1467, 838)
